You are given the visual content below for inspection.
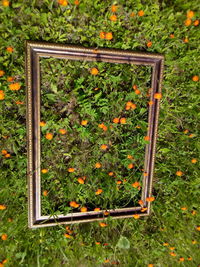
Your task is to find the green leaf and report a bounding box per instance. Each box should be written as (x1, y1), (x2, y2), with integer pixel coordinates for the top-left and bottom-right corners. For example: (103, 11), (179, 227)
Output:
(116, 236), (130, 250)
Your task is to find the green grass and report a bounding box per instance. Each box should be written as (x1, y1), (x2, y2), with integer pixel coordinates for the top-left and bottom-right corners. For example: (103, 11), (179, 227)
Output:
(0, 0), (200, 266)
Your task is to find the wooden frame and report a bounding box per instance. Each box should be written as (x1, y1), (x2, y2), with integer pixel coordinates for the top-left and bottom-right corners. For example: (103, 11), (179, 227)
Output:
(25, 41), (164, 228)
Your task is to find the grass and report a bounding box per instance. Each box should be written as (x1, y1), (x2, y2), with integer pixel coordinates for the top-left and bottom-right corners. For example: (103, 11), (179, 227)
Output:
(0, 0), (200, 266)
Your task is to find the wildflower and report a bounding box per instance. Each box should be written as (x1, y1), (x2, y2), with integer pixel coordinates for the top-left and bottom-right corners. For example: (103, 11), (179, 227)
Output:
(105, 32), (113, 40)
(138, 200), (144, 206)
(110, 15), (117, 21)
(192, 240), (197, 244)
(192, 75), (199, 82)
(193, 19), (199, 26)
(0, 204), (6, 210)
(64, 233), (72, 238)
(6, 46), (13, 53)
(95, 241), (101, 245)
(169, 247), (175, 250)
(183, 129), (189, 134)
(179, 257), (184, 262)
(94, 208), (100, 211)
(102, 125), (108, 131)
(170, 252), (176, 257)
(176, 171), (183, 176)
(154, 93), (162, 99)
(187, 10), (194, 18)
(148, 264), (154, 267)
(188, 134), (194, 138)
(59, 129), (67, 134)
(191, 210), (197, 215)
(74, 0), (79, 5)
(81, 120), (88, 126)
(163, 242), (169, 246)
(9, 82), (21, 90)
(77, 178), (84, 184)
(108, 172), (114, 176)
(68, 168), (75, 173)
(80, 206), (87, 212)
(90, 68), (99, 75)
(111, 5), (118, 12)
(100, 32), (106, 39)
(104, 259), (110, 263)
(183, 37), (189, 43)
(127, 155), (133, 159)
(191, 158), (197, 163)
(146, 196), (155, 202)
(113, 118), (120, 123)
(58, 0), (68, 6)
(5, 153), (10, 158)
(104, 211), (109, 215)
(184, 19), (192, 26)
(147, 41), (152, 48)
(95, 189), (103, 195)
(1, 150), (7, 155)
(187, 257), (192, 261)
(7, 76), (14, 82)
(41, 169), (48, 174)
(1, 234), (7, 240)
(144, 136), (150, 141)
(141, 207), (147, 212)
(100, 144), (108, 150)
(170, 34), (175, 38)
(138, 10), (144, 16)
(95, 162), (101, 168)
(130, 12), (135, 17)
(116, 180), (122, 185)
(45, 133), (53, 140)
(133, 214), (140, 219)
(133, 85), (137, 90)
(69, 201), (80, 208)
(132, 181), (140, 188)
(99, 222), (107, 227)
(196, 226), (200, 231)
(0, 70), (5, 76)
(2, 0), (10, 7)
(128, 163), (134, 169)
(43, 190), (48, 196)
(15, 100), (24, 104)
(40, 121), (46, 127)
(181, 207), (187, 211)
(98, 123), (104, 128)
(120, 117), (126, 124)
(135, 89), (141, 95)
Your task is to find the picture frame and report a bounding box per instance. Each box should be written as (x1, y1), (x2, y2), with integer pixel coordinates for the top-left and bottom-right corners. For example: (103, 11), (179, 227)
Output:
(25, 41), (164, 228)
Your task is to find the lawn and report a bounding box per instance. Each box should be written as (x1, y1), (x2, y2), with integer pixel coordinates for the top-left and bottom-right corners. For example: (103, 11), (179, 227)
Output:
(0, 0), (200, 266)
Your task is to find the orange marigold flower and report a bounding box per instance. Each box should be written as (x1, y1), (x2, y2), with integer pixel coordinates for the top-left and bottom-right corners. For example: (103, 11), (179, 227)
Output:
(133, 84), (137, 90)
(68, 168), (75, 173)
(170, 252), (176, 257)
(104, 259), (110, 263)
(59, 129), (67, 134)
(98, 123), (104, 128)
(130, 12), (135, 17)
(74, 0), (79, 5)
(95, 188), (103, 195)
(169, 247), (175, 250)
(192, 75), (199, 82)
(41, 169), (48, 174)
(100, 144), (108, 150)
(154, 93), (162, 99)
(116, 180), (122, 185)
(77, 177), (84, 184)
(110, 15), (117, 21)
(95, 241), (101, 245)
(179, 257), (184, 262)
(81, 120), (88, 126)
(95, 162), (101, 168)
(90, 67), (99, 75)
(64, 233), (72, 238)
(191, 210), (197, 215)
(146, 196), (155, 202)
(100, 31), (106, 39)
(163, 242), (169, 246)
(183, 129), (189, 134)
(1, 150), (7, 155)
(181, 207), (187, 211)
(69, 201), (80, 208)
(0, 70), (5, 76)
(7, 76), (14, 82)
(113, 117), (120, 123)
(45, 133), (53, 140)
(43, 190), (48, 196)
(104, 211), (109, 216)
(148, 101), (154, 106)
(141, 207), (147, 212)
(108, 172), (114, 176)
(132, 181), (140, 188)
(99, 222), (107, 227)
(111, 5), (118, 12)
(133, 214), (140, 219)
(176, 171), (183, 176)
(196, 226), (200, 231)
(147, 41), (152, 48)
(102, 125), (108, 131)
(94, 208), (100, 212)
(9, 82), (21, 90)
(80, 206), (87, 212)
(128, 163), (134, 169)
(0, 204), (6, 210)
(2, 0), (10, 6)
(170, 34), (175, 38)
(193, 19), (199, 26)
(148, 264), (154, 267)
(120, 117), (126, 124)
(144, 136), (150, 141)
(188, 133), (194, 138)
(184, 18), (192, 26)
(192, 240), (197, 244)
(105, 32), (113, 40)
(183, 37), (189, 43)
(138, 10), (144, 16)
(15, 100), (24, 105)
(6, 46), (13, 52)
(127, 154), (134, 159)
(40, 121), (46, 127)
(5, 153), (10, 158)
(1, 234), (7, 240)
(135, 89), (141, 95)
(191, 158), (197, 163)
(58, 0), (68, 6)
(187, 257), (192, 261)
(187, 10), (194, 18)
(0, 92), (4, 100)
(138, 200), (144, 206)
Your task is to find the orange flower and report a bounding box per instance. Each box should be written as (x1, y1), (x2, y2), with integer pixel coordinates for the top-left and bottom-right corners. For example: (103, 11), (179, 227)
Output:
(127, 154), (134, 159)
(43, 190), (48, 196)
(59, 129), (67, 134)
(138, 200), (144, 206)
(133, 84), (137, 90)
(95, 162), (101, 168)
(183, 129), (189, 134)
(41, 169), (48, 174)
(98, 123), (104, 128)
(196, 226), (200, 231)
(68, 168), (75, 173)
(5, 153), (10, 158)
(1, 234), (7, 240)
(64, 233), (72, 238)
(69, 201), (80, 208)
(104, 259), (110, 263)
(146, 196), (155, 202)
(74, 0), (79, 5)
(179, 257), (184, 262)
(45, 133), (53, 140)
(80, 206), (87, 212)
(170, 252), (176, 257)
(9, 82), (21, 90)
(188, 257), (192, 261)
(2, 0), (10, 6)
(95, 241), (101, 245)
(141, 207), (147, 212)
(191, 158), (197, 163)
(0, 92), (4, 101)
(102, 125), (108, 131)
(184, 18), (192, 26)
(0, 204), (6, 210)
(148, 101), (154, 106)
(170, 34), (174, 38)
(176, 171), (183, 176)
(40, 121), (46, 127)
(163, 242), (169, 246)
(135, 89), (141, 95)
(154, 93), (162, 99)
(94, 208), (100, 211)
(111, 5), (118, 12)
(147, 41), (152, 48)
(188, 133), (194, 138)
(0, 70), (5, 76)
(90, 67), (99, 75)
(144, 136), (150, 141)
(100, 31), (106, 39)
(181, 207), (187, 211)
(183, 37), (189, 43)
(116, 180), (122, 185)
(95, 188), (103, 195)
(191, 210), (197, 215)
(105, 32), (113, 40)
(187, 10), (194, 18)
(99, 222), (107, 227)
(110, 15), (117, 21)
(113, 117), (120, 123)
(132, 181), (140, 188)
(130, 12), (135, 17)
(133, 214), (140, 219)
(128, 163), (134, 169)
(192, 240), (197, 244)
(138, 10), (144, 16)
(94, 87), (99, 90)
(15, 100), (24, 105)
(192, 75), (199, 82)
(58, 0), (68, 6)
(108, 172), (114, 176)
(120, 117), (126, 124)
(104, 211), (109, 215)
(169, 247), (175, 251)
(6, 46), (13, 53)
(148, 264), (154, 267)
(1, 150), (7, 155)
(81, 120), (88, 126)
(100, 144), (108, 150)
(77, 177), (84, 184)
(193, 19), (199, 26)
(7, 76), (14, 82)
